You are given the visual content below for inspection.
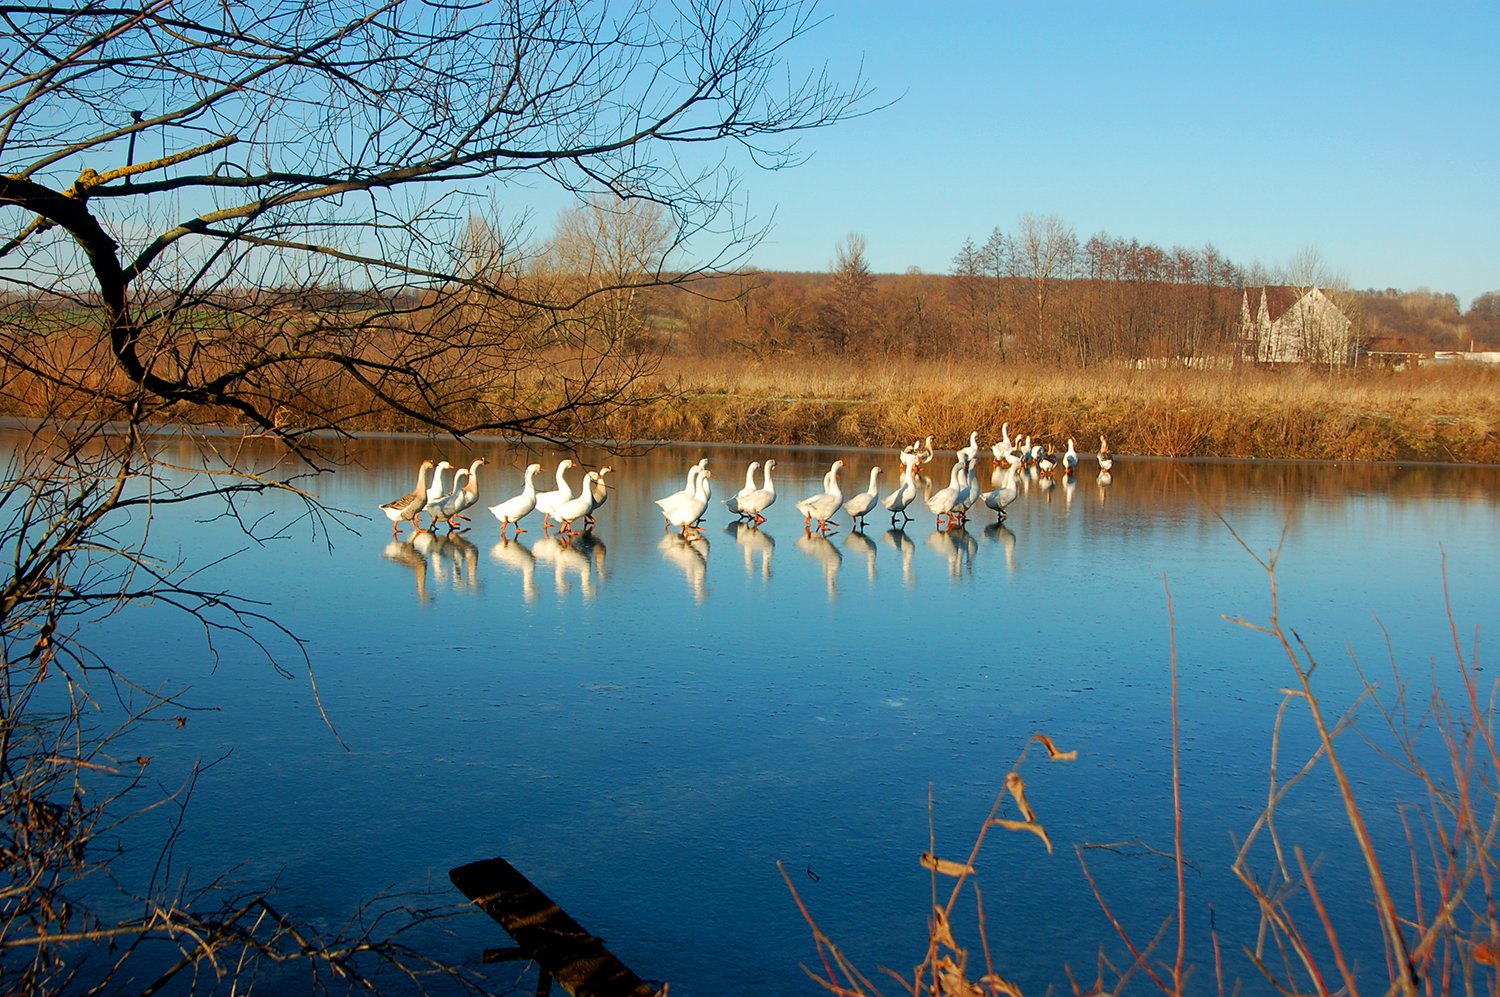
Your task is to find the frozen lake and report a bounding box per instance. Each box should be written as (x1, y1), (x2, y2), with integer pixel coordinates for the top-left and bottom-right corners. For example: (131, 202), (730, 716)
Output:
(73, 433), (1500, 994)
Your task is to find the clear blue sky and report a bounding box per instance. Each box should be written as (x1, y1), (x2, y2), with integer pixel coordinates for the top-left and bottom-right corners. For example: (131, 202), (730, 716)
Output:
(737, 2), (1498, 308)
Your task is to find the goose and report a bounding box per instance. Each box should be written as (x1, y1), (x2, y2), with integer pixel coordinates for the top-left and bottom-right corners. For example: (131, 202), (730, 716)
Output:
(381, 459), (435, 536)
(488, 463), (543, 538)
(722, 461), (762, 520)
(991, 422), (1017, 466)
(924, 460), (967, 529)
(439, 457), (486, 529)
(418, 460), (454, 531)
(669, 458), (710, 502)
(552, 471), (601, 537)
(982, 465), (1020, 522)
(736, 458), (778, 525)
(1060, 438), (1079, 475)
(586, 466), (613, 526)
(1097, 435), (1114, 473)
(534, 459), (577, 532)
(956, 458), (981, 522)
(795, 460), (845, 534)
(841, 466), (882, 531)
(956, 431), (981, 467)
(881, 463), (918, 525)
(1036, 443), (1058, 476)
(433, 466), (469, 528)
(900, 435), (934, 476)
(657, 468), (714, 541)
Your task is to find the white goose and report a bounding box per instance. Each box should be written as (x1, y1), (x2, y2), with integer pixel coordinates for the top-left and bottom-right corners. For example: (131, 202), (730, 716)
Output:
(1060, 438), (1079, 475)
(586, 466), (613, 526)
(534, 459), (577, 532)
(551, 471), (601, 537)
(795, 460), (845, 534)
(381, 459), (435, 536)
(982, 464), (1020, 522)
(722, 461), (762, 520)
(438, 457), (486, 529)
(433, 466), (469, 528)
(736, 459), (777, 525)
(900, 435), (933, 477)
(956, 458), (981, 522)
(657, 468), (714, 541)
(991, 422), (1017, 466)
(881, 463), (918, 525)
(956, 430), (981, 467)
(924, 459), (967, 529)
(488, 463), (543, 538)
(419, 460), (454, 531)
(841, 466), (882, 530)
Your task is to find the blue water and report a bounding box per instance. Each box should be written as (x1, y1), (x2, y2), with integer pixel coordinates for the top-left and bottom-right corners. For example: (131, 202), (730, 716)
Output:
(69, 436), (1500, 994)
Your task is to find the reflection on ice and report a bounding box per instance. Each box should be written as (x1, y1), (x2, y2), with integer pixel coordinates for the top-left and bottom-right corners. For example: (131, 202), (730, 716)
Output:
(843, 529), (877, 585)
(533, 535), (598, 599)
(926, 525), (977, 580)
(489, 537), (537, 603)
(982, 522), (1018, 574)
(727, 522), (773, 581)
(881, 527), (916, 588)
(415, 531), (480, 593)
(796, 531), (842, 600)
(382, 537), (430, 603)
(659, 533), (709, 603)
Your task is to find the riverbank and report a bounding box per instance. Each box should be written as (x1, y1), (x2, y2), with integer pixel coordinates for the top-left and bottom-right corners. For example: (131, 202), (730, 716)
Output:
(601, 357), (1500, 463)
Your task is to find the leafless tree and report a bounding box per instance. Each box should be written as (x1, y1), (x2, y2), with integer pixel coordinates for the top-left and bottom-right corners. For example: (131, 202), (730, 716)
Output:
(0, 1), (867, 990)
(823, 232), (874, 353)
(1013, 212), (1076, 360)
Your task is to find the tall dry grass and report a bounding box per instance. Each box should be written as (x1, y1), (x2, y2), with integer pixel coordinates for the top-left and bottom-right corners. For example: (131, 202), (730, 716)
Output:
(6, 312), (1496, 462)
(614, 357), (1500, 462)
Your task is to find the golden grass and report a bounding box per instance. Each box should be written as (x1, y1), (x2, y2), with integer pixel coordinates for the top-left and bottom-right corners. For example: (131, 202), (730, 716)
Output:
(614, 357), (1500, 463)
(5, 317), (1496, 462)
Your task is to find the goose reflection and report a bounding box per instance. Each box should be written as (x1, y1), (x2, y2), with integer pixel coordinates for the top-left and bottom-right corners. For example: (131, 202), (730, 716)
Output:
(727, 521), (773, 582)
(534, 535), (597, 599)
(983, 522), (1018, 574)
(926, 524), (977, 580)
(659, 533), (709, 602)
(382, 536), (431, 604)
(490, 536), (538, 603)
(843, 529), (876, 585)
(796, 531), (842, 600)
(881, 527), (916, 588)
(569, 531), (608, 582)
(1061, 472), (1076, 510)
(1097, 470), (1113, 497)
(424, 531), (480, 593)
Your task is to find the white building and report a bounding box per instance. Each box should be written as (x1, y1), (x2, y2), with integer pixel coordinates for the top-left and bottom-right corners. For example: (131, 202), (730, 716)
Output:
(1241, 287), (1354, 366)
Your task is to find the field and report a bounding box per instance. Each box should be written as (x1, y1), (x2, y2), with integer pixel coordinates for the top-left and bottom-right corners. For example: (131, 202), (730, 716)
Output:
(605, 356), (1500, 463)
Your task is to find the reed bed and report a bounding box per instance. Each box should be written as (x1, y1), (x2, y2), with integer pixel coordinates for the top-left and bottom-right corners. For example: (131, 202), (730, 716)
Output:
(5, 318), (1496, 461)
(616, 357), (1500, 463)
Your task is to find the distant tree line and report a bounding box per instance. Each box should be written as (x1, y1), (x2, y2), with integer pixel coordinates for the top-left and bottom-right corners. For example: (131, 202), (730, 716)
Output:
(627, 217), (1498, 366)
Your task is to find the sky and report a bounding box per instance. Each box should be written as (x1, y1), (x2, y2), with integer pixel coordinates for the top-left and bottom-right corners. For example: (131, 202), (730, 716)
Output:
(730, 2), (1499, 308)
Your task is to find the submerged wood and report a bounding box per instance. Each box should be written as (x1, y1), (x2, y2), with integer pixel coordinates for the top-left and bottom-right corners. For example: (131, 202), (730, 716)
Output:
(450, 856), (660, 997)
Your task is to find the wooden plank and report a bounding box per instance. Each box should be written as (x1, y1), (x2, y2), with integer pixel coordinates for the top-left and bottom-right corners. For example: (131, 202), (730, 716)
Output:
(450, 856), (661, 997)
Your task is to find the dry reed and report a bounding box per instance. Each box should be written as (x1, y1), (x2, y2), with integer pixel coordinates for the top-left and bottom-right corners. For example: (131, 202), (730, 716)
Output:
(623, 357), (1500, 463)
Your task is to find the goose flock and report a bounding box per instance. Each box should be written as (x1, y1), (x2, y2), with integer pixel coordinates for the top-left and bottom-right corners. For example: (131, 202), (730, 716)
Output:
(380, 430), (1117, 544)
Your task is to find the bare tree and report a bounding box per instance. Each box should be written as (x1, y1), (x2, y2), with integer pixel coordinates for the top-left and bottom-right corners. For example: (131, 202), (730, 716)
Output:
(1013, 212), (1077, 360)
(0, 1), (866, 990)
(823, 232), (874, 354)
